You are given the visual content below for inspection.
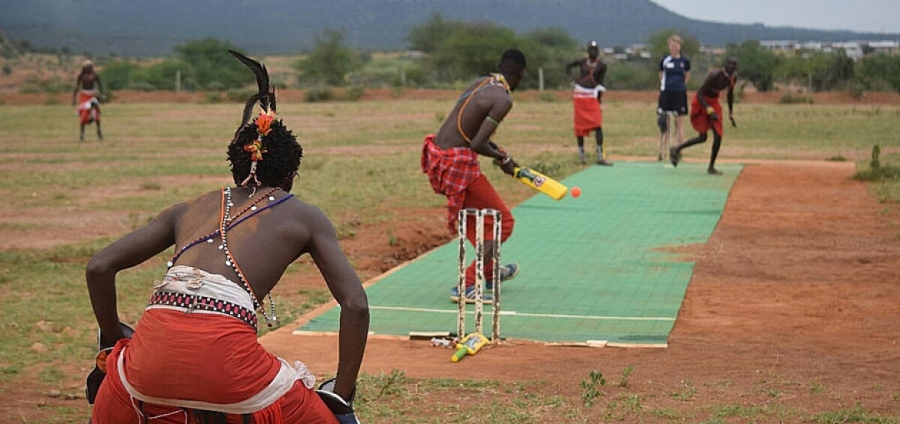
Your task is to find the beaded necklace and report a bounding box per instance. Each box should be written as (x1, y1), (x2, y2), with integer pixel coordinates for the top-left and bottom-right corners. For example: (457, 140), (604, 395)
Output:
(167, 187), (280, 267)
(166, 186), (291, 328)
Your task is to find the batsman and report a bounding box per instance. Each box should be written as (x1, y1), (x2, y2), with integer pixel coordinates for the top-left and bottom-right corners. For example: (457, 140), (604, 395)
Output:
(420, 49), (524, 304)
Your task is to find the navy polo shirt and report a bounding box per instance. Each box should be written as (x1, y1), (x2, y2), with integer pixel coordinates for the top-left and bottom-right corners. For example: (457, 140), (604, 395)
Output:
(659, 55), (691, 92)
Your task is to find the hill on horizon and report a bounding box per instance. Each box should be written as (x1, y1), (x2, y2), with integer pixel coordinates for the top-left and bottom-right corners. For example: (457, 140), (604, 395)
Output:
(2, 0), (898, 57)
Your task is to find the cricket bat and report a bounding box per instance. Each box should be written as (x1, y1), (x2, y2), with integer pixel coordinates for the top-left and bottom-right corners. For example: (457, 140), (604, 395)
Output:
(451, 333), (489, 362)
(513, 167), (568, 200)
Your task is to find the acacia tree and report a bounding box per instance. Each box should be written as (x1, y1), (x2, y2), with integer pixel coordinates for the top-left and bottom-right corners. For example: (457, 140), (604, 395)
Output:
(295, 29), (362, 86)
(407, 13), (459, 54)
(521, 27), (580, 89)
(859, 53), (900, 92)
(778, 50), (855, 92)
(725, 40), (782, 92)
(426, 22), (519, 82)
(647, 29), (701, 63)
(174, 38), (247, 90)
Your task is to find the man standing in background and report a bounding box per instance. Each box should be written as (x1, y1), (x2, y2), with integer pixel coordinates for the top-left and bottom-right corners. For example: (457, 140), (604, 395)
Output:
(566, 40), (611, 166)
(72, 60), (104, 142)
(656, 35), (691, 161)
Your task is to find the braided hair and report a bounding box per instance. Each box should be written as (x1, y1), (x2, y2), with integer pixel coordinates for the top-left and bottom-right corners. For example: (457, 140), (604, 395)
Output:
(226, 50), (302, 188)
(227, 120), (302, 187)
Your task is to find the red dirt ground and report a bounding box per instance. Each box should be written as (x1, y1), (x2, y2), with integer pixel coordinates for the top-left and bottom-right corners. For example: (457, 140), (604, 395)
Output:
(262, 160), (900, 418)
(3, 87), (900, 420)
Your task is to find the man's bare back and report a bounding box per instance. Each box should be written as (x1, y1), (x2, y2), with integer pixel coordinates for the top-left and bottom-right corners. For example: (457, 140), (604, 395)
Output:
(162, 186), (346, 300)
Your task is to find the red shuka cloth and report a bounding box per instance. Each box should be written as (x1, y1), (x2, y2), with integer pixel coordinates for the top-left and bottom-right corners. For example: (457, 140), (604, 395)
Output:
(77, 91), (101, 125)
(421, 134), (482, 234)
(90, 309), (338, 423)
(573, 91), (602, 137)
(689, 94), (724, 135)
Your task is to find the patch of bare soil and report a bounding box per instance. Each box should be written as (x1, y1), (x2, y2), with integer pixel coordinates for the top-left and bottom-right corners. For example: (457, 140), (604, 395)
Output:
(3, 160), (899, 421)
(261, 161), (900, 419)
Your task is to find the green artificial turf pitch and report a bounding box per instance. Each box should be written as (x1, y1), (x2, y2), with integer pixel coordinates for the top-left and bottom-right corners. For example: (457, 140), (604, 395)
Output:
(297, 161), (741, 346)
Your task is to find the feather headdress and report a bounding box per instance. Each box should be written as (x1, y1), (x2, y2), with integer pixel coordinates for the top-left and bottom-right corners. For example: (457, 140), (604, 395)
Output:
(228, 50), (277, 141)
(228, 50), (278, 189)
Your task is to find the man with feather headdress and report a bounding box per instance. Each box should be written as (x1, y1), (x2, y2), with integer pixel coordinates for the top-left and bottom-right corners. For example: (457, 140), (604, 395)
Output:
(85, 51), (368, 424)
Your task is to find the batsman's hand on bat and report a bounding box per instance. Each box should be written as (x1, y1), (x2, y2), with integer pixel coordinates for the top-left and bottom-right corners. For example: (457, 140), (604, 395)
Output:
(316, 378), (361, 424)
(706, 106), (718, 121)
(494, 153), (518, 176)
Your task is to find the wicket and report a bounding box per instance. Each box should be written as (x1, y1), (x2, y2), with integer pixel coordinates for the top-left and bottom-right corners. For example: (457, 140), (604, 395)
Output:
(457, 208), (502, 342)
(660, 110), (677, 162)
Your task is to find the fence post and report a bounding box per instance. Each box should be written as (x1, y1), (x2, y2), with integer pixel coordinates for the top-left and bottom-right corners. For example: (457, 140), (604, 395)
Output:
(538, 67), (544, 91)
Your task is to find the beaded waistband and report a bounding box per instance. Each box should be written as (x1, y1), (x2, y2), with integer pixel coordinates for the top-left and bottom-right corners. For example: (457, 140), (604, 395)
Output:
(147, 290), (257, 328)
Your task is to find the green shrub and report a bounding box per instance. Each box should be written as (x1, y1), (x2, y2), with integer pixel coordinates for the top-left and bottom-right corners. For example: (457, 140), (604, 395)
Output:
(226, 87), (257, 102)
(205, 92), (222, 103)
(100, 61), (141, 91)
(127, 81), (157, 91)
(606, 61), (658, 90)
(853, 166), (900, 181)
(304, 87), (333, 103)
(134, 59), (186, 91)
(401, 64), (426, 87)
(528, 152), (566, 178)
(343, 86), (365, 101)
(206, 81), (226, 91)
(536, 91), (559, 103)
(780, 92), (813, 104)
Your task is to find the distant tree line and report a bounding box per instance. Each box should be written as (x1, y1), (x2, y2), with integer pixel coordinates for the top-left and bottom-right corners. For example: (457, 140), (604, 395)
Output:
(21, 14), (899, 96)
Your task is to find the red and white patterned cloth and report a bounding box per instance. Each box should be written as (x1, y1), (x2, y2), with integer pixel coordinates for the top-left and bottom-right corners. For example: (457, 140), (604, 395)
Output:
(420, 134), (482, 234)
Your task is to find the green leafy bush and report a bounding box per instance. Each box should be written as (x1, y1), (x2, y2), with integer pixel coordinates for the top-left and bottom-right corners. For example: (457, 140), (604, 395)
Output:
(100, 60), (141, 91)
(780, 92), (813, 104)
(343, 86), (365, 101)
(304, 87), (333, 102)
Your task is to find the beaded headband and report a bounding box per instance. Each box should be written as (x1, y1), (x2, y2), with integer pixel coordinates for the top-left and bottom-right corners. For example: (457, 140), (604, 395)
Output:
(228, 50), (278, 189)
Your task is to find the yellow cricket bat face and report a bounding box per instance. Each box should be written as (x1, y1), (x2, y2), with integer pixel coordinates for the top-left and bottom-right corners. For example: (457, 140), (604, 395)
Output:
(514, 167), (568, 201)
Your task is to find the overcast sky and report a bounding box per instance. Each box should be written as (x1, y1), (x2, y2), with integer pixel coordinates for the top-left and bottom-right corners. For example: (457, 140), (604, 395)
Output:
(651, 0), (900, 33)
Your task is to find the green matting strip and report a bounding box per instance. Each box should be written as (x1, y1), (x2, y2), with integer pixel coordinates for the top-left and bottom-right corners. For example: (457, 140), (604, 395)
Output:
(297, 161), (741, 345)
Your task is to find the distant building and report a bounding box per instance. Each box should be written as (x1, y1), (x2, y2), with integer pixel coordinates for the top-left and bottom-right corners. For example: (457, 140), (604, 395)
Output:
(760, 40), (798, 52)
(832, 42), (863, 60)
(759, 39), (899, 59)
(867, 41), (899, 54)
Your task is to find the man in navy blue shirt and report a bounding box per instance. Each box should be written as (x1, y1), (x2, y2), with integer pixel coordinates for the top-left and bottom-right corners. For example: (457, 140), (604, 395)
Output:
(656, 35), (691, 161)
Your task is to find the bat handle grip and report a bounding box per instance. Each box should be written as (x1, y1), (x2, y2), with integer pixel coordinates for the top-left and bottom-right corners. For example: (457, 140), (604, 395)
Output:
(514, 167), (535, 181)
(451, 345), (467, 362)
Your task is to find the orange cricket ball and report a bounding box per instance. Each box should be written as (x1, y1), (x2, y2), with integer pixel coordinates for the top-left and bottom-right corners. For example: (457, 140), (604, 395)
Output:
(571, 186), (581, 198)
